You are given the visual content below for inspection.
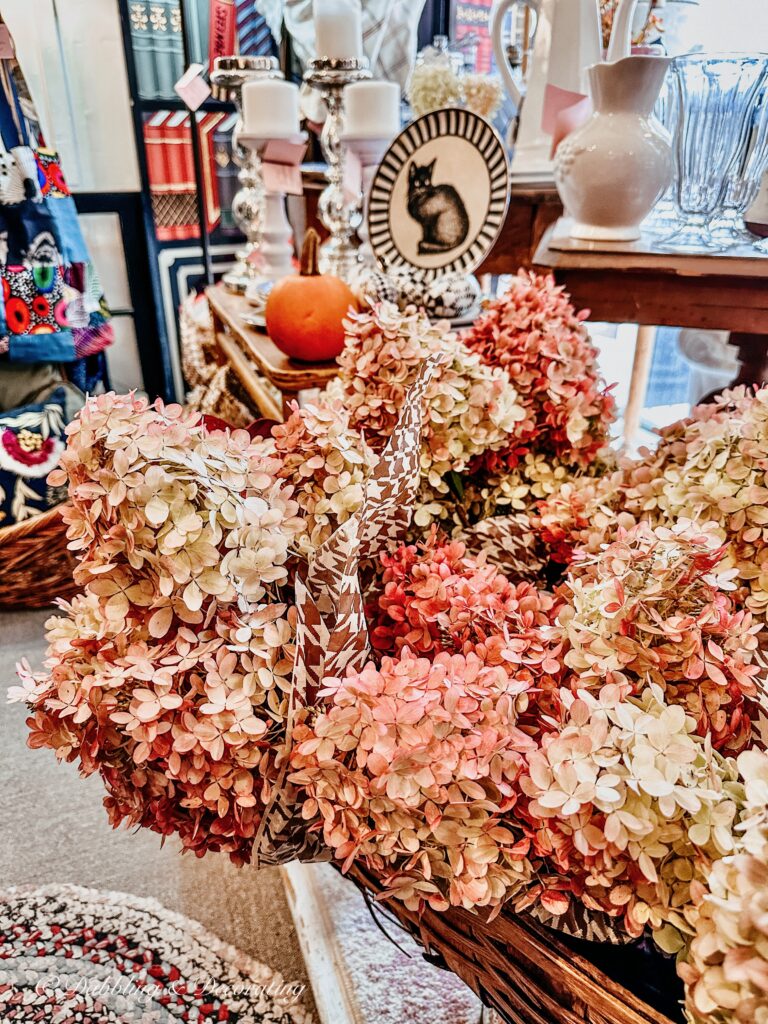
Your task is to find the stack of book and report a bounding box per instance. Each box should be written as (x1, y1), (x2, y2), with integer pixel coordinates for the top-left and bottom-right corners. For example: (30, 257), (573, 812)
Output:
(144, 111), (240, 241)
(129, 0), (277, 100)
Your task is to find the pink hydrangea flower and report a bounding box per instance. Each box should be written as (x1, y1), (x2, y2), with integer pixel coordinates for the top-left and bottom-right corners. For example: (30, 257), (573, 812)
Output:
(462, 270), (616, 473)
(290, 649), (536, 913)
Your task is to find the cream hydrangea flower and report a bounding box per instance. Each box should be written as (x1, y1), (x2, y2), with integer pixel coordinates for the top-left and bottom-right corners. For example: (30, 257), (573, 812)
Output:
(270, 398), (377, 557)
(679, 747), (768, 1024)
(517, 683), (743, 941)
(326, 303), (525, 496)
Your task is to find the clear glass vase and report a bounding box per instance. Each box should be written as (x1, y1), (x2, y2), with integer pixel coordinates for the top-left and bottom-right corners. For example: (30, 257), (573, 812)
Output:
(711, 73), (768, 246)
(668, 54), (768, 251)
(646, 71), (681, 237)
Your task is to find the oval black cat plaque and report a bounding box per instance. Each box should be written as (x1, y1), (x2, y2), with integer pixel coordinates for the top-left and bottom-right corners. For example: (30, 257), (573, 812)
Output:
(367, 107), (509, 282)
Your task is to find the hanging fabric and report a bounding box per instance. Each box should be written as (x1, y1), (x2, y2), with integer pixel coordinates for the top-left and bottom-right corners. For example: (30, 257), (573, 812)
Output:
(0, 29), (113, 366)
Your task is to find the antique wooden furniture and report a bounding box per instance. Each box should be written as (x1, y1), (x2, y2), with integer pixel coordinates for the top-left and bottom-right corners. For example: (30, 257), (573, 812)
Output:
(481, 181), (563, 276)
(534, 220), (768, 441)
(208, 183), (565, 419)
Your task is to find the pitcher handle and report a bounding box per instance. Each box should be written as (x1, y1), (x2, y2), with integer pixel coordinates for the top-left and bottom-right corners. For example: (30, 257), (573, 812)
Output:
(489, 0), (539, 111)
(606, 0), (640, 62)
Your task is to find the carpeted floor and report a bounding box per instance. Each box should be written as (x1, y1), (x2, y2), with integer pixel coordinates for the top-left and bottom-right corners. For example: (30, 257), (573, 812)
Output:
(0, 608), (317, 1021)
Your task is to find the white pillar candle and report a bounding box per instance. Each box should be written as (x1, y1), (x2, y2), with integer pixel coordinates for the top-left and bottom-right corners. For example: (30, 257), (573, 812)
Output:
(313, 0), (363, 60)
(342, 81), (401, 138)
(242, 79), (300, 137)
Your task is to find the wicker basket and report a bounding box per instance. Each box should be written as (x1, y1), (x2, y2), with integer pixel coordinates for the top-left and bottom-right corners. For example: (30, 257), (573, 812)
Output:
(0, 505), (78, 610)
(347, 864), (682, 1024)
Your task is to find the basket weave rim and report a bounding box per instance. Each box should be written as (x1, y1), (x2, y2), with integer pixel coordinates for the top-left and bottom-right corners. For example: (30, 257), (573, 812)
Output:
(0, 504), (66, 544)
(346, 863), (676, 1024)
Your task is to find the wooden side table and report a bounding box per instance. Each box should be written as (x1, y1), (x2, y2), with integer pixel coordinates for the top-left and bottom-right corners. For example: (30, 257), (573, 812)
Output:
(206, 283), (339, 420)
(533, 221), (768, 440)
(480, 181), (563, 276)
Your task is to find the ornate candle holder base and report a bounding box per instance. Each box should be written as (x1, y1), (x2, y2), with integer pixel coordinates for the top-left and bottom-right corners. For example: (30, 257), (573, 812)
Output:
(210, 56), (284, 294)
(239, 134), (307, 283)
(341, 135), (391, 266)
(304, 57), (371, 280)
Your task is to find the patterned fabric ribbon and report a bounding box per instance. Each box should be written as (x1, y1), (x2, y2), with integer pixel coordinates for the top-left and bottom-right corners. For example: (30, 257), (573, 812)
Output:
(253, 355), (444, 866)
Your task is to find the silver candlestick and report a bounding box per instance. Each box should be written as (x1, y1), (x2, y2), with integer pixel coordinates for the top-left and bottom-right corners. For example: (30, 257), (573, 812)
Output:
(211, 55), (284, 293)
(304, 57), (371, 280)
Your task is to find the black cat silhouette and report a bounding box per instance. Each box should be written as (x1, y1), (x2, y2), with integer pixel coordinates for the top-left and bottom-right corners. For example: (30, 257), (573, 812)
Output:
(406, 159), (470, 255)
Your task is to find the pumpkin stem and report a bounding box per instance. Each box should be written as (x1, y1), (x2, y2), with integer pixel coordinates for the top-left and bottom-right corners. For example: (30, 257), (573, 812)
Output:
(300, 228), (321, 276)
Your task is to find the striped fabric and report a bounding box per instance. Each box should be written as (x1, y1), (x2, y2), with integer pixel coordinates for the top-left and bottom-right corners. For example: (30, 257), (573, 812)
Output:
(236, 0), (277, 56)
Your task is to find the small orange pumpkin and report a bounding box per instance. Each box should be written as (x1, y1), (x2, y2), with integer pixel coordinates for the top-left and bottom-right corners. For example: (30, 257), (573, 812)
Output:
(265, 229), (356, 363)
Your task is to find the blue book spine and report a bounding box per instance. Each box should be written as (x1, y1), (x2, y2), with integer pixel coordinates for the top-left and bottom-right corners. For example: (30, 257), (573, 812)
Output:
(151, 0), (185, 101)
(129, 1), (160, 99)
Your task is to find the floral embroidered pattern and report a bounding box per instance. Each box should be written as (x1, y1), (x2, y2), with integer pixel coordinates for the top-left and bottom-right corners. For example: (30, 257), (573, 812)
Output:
(149, 4), (167, 32)
(129, 2), (148, 31)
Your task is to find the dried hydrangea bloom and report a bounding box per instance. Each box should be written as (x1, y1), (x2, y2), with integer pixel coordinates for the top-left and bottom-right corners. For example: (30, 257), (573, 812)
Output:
(290, 649), (536, 913)
(412, 450), (617, 547)
(462, 270), (616, 473)
(558, 520), (761, 752)
(18, 391), (315, 864)
(531, 466), (631, 564)
(407, 62), (462, 118)
(271, 398), (378, 557)
(369, 528), (562, 688)
(15, 595), (297, 863)
(516, 683), (742, 939)
(619, 386), (768, 623)
(461, 73), (503, 119)
(327, 303), (525, 494)
(679, 748), (768, 1024)
(50, 392), (305, 621)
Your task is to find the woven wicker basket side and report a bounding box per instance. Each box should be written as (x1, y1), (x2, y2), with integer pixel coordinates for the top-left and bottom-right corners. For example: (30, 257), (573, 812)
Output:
(347, 864), (679, 1024)
(0, 505), (78, 610)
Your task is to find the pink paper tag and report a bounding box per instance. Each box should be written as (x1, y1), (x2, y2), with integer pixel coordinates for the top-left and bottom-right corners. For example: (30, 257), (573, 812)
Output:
(262, 139), (307, 166)
(262, 162), (304, 196)
(342, 148), (363, 204)
(542, 83), (588, 136)
(0, 27), (15, 59)
(174, 63), (212, 112)
(550, 96), (593, 156)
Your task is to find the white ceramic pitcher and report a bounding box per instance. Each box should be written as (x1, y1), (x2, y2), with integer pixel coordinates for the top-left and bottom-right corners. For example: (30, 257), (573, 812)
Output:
(490, 0), (639, 177)
(553, 55), (673, 240)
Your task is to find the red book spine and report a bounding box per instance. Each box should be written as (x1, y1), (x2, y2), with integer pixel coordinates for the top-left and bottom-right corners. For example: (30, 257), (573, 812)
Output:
(144, 114), (177, 242)
(164, 122), (187, 192)
(143, 115), (169, 188)
(208, 0), (236, 71)
(180, 116), (196, 189)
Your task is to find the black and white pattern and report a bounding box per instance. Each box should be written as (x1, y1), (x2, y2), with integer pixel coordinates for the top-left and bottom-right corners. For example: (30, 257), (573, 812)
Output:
(0, 884), (313, 1022)
(368, 108), (509, 283)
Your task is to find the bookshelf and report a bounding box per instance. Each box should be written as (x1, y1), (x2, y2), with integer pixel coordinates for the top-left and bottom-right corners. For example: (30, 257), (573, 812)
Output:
(116, 0), (277, 401)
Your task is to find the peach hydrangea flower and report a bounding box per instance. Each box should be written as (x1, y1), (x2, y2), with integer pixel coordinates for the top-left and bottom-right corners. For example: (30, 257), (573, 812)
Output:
(15, 595), (297, 863)
(369, 527), (562, 688)
(556, 520), (761, 753)
(462, 270), (616, 473)
(326, 303), (525, 496)
(16, 392), (311, 863)
(290, 649), (536, 913)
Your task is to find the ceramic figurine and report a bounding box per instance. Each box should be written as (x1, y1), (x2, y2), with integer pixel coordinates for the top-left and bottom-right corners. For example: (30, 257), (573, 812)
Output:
(554, 54), (672, 241)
